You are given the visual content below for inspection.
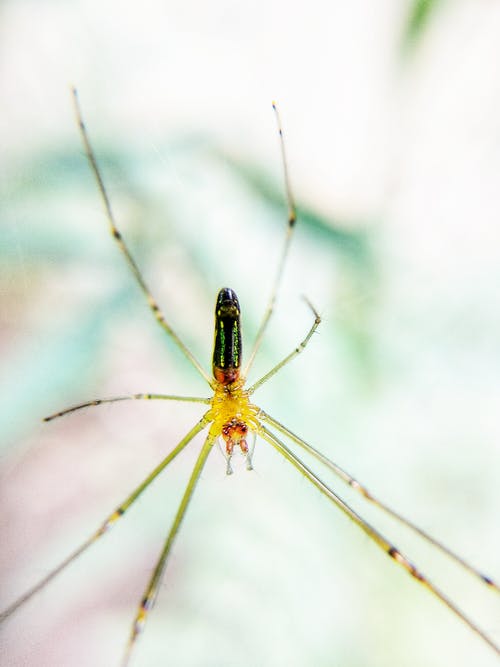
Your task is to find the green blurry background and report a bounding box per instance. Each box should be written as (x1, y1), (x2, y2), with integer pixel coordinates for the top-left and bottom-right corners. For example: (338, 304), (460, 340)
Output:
(1, 1), (499, 666)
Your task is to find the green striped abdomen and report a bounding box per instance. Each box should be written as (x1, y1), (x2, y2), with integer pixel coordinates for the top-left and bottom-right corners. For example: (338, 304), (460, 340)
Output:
(212, 287), (242, 385)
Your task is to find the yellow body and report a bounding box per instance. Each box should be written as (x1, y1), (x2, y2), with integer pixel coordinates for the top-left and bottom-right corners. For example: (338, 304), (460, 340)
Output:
(207, 379), (261, 440)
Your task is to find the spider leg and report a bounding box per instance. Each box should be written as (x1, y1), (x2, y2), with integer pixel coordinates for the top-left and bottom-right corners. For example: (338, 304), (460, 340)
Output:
(258, 423), (500, 657)
(44, 393), (210, 421)
(72, 88), (212, 386)
(121, 433), (215, 667)
(260, 410), (500, 593)
(248, 298), (320, 393)
(0, 414), (210, 621)
(244, 103), (297, 377)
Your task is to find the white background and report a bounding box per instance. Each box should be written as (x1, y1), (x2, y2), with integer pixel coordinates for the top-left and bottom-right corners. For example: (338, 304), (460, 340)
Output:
(1, 2), (499, 666)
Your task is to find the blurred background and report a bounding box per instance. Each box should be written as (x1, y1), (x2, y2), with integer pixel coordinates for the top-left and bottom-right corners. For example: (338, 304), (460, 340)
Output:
(1, 1), (500, 666)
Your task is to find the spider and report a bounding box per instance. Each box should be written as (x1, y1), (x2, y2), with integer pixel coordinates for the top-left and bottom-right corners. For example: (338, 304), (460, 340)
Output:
(1, 89), (498, 667)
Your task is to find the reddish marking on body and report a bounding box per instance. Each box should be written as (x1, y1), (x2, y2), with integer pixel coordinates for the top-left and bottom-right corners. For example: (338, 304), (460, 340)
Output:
(221, 418), (249, 456)
(214, 367), (240, 385)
